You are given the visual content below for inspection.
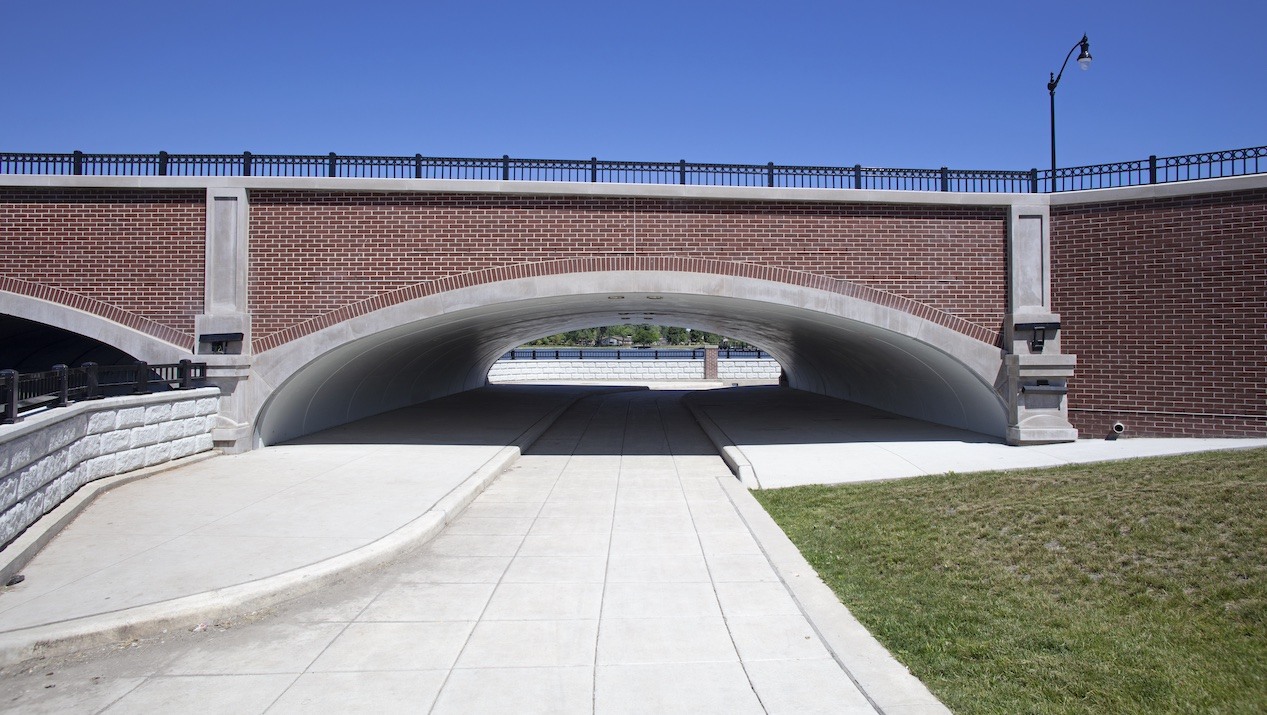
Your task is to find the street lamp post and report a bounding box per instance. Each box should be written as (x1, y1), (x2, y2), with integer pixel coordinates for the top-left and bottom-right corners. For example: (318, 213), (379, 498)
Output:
(1048, 34), (1093, 191)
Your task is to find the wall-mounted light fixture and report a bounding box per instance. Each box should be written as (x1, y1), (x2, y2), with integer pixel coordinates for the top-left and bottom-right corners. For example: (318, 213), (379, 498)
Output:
(198, 332), (244, 355)
(1014, 322), (1060, 352)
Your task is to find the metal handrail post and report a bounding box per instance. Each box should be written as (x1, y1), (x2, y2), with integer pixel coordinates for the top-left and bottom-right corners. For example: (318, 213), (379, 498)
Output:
(133, 361), (148, 394)
(83, 362), (100, 399)
(54, 364), (69, 407)
(1, 370), (17, 424)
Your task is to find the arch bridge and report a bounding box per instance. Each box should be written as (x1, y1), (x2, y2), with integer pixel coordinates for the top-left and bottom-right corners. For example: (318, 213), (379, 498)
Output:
(3, 166), (1264, 449)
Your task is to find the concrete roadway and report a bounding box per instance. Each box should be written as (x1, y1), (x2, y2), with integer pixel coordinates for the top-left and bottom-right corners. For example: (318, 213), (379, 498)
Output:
(2, 383), (1262, 713)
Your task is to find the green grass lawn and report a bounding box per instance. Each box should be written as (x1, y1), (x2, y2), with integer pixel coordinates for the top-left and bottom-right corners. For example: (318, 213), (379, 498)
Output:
(754, 448), (1267, 715)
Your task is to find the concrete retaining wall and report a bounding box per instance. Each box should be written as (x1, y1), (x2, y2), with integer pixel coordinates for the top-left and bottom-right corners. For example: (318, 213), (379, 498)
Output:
(487, 358), (781, 382)
(0, 387), (219, 548)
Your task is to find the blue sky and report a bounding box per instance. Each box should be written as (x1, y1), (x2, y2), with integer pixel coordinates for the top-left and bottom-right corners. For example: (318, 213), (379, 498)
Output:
(2, 1), (1262, 172)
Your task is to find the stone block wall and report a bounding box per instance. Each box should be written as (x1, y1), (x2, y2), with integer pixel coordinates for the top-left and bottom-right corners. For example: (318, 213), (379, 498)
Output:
(488, 359), (705, 382)
(487, 359), (780, 383)
(0, 387), (219, 548)
(718, 359), (782, 381)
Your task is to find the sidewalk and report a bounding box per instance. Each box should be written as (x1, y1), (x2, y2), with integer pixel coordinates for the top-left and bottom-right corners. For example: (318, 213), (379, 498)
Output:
(686, 386), (1266, 489)
(0, 387), (941, 714)
(0, 385), (606, 662)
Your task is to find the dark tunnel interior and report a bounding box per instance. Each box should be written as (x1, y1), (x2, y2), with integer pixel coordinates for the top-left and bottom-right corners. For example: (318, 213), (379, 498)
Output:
(0, 314), (137, 372)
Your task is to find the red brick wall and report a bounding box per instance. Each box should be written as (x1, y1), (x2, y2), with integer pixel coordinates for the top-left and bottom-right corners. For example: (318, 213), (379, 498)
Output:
(247, 191), (1008, 347)
(6, 183), (1262, 439)
(1051, 189), (1267, 437)
(0, 188), (205, 345)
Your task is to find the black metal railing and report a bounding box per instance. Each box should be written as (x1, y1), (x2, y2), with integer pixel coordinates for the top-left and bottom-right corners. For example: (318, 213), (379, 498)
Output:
(1050, 146), (1267, 191)
(502, 348), (771, 361)
(0, 360), (207, 424)
(2, 146), (1263, 193)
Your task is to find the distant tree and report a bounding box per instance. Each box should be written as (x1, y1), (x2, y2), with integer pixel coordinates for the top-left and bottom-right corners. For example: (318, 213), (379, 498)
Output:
(663, 326), (689, 345)
(525, 327), (607, 346)
(566, 328), (598, 345)
(520, 325), (761, 349)
(632, 326), (661, 346)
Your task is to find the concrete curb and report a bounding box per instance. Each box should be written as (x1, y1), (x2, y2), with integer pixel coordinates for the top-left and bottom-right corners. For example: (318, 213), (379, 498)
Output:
(0, 393), (585, 667)
(0, 450), (222, 586)
(718, 476), (952, 715)
(682, 397), (761, 489)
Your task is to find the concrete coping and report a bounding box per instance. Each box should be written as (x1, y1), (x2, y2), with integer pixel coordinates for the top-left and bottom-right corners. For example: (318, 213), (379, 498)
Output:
(4, 169), (1262, 207)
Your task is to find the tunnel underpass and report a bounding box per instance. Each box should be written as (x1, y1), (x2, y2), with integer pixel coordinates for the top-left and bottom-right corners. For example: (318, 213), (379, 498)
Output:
(252, 272), (1008, 448)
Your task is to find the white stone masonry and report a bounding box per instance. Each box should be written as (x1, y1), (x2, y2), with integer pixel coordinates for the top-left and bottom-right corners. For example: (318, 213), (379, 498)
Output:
(487, 358), (780, 382)
(0, 388), (219, 548)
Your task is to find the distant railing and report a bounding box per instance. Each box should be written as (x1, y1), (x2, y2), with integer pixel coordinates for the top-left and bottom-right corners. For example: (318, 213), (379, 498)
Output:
(503, 348), (772, 361)
(0, 360), (207, 424)
(2, 146), (1263, 193)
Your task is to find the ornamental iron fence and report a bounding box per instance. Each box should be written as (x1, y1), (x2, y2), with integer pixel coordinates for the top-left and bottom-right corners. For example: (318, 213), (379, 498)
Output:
(2, 146), (1263, 193)
(1, 361), (207, 424)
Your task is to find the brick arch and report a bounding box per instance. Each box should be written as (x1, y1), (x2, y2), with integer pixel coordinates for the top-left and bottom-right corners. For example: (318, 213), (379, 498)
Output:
(1, 278), (192, 350)
(0, 284), (192, 363)
(251, 256), (1001, 353)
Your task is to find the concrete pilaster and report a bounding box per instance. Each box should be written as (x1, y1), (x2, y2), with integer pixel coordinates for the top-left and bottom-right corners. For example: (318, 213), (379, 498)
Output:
(195, 188), (255, 452)
(196, 187), (251, 342)
(1003, 203), (1077, 444)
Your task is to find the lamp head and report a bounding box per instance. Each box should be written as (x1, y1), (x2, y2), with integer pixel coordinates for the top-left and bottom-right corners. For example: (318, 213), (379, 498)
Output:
(1077, 35), (1092, 70)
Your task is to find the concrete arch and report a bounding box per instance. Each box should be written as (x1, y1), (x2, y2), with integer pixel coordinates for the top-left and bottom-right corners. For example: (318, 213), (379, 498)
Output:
(252, 271), (1008, 447)
(0, 291), (190, 365)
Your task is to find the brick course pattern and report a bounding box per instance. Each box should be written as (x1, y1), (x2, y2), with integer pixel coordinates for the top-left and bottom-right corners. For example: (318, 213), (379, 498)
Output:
(0, 188), (205, 347)
(247, 191), (1009, 350)
(1051, 188), (1267, 437)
